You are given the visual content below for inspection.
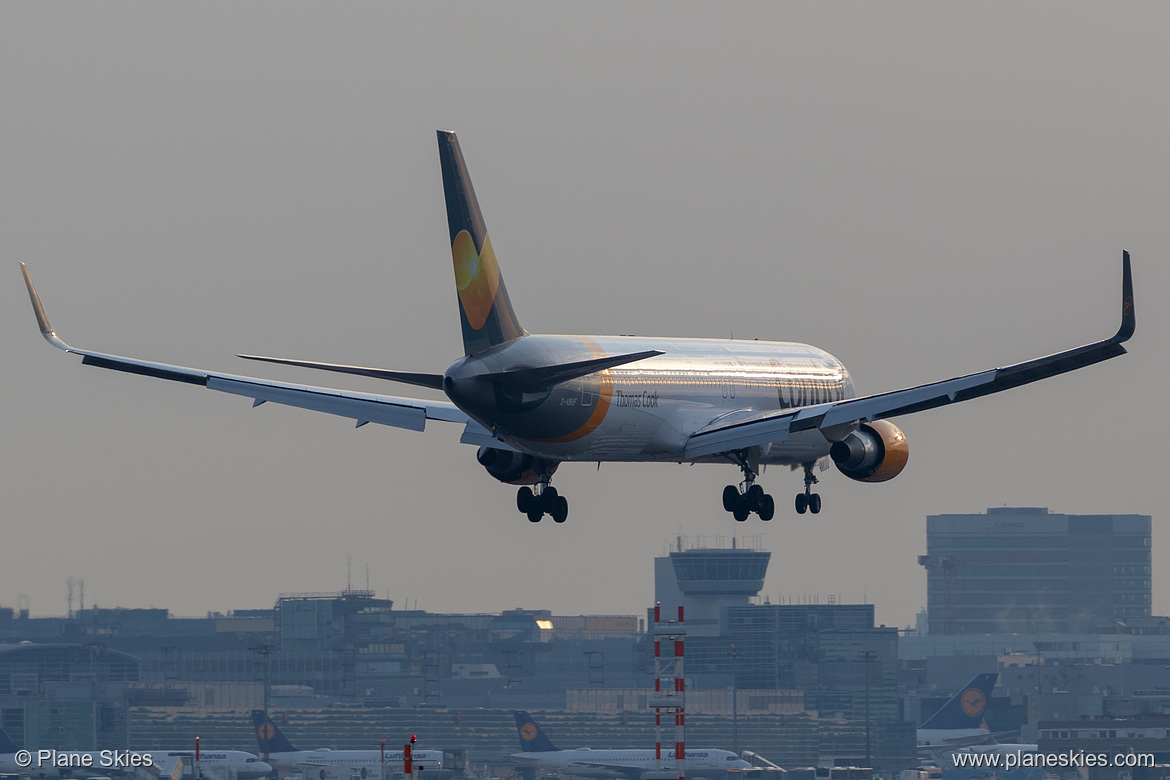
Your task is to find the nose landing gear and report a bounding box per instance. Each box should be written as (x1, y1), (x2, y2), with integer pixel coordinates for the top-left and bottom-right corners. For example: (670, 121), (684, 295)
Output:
(794, 462), (822, 514)
(517, 480), (569, 523)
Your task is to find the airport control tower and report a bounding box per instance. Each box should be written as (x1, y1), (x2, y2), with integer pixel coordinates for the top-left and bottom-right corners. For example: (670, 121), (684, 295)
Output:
(654, 537), (770, 637)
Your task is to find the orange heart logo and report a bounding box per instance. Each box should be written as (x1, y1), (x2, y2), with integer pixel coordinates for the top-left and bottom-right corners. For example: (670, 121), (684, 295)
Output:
(452, 230), (501, 330)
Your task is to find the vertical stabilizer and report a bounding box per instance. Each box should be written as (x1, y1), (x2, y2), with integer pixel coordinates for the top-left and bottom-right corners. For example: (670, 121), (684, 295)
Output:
(251, 710), (299, 754)
(919, 673), (998, 730)
(437, 131), (526, 356)
(513, 711), (560, 752)
(0, 724), (19, 753)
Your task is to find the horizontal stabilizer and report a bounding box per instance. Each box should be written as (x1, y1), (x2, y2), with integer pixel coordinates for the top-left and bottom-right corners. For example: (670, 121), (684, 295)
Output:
(237, 354), (444, 390)
(484, 350), (663, 391)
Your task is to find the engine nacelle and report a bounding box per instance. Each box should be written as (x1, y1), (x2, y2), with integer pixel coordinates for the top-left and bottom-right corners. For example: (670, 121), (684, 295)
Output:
(476, 446), (559, 485)
(829, 420), (909, 483)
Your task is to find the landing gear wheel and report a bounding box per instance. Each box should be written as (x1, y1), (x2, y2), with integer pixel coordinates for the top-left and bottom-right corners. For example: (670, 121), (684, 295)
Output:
(724, 451), (777, 521)
(746, 484), (765, 512)
(550, 495), (569, 524)
(517, 486), (535, 513)
(795, 493), (808, 514)
(809, 493), (822, 514)
(543, 485), (559, 503)
(526, 508), (543, 523)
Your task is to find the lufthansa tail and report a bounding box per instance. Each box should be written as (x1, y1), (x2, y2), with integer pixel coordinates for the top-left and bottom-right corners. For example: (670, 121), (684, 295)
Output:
(251, 709), (300, 754)
(919, 673), (997, 730)
(0, 724), (19, 754)
(514, 711), (561, 753)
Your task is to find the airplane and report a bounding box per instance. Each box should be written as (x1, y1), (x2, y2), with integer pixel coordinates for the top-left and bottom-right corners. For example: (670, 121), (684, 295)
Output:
(511, 710), (751, 780)
(250, 711), (441, 779)
(19, 131), (1136, 524)
(0, 723), (270, 780)
(916, 673), (1037, 766)
(153, 750), (273, 780)
(0, 723), (62, 779)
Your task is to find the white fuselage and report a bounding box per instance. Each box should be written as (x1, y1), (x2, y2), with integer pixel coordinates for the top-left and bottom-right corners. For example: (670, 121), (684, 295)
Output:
(0, 750), (270, 779)
(158, 750), (273, 778)
(916, 730), (1038, 766)
(0, 752), (63, 779)
(512, 748), (751, 780)
(265, 748), (441, 779)
(449, 334), (853, 464)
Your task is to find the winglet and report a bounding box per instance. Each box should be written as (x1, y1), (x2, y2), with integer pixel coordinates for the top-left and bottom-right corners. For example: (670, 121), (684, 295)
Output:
(19, 263), (72, 352)
(1113, 250), (1135, 344)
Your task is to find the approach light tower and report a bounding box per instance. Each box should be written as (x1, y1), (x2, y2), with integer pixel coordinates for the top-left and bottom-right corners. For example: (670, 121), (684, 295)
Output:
(651, 603), (686, 780)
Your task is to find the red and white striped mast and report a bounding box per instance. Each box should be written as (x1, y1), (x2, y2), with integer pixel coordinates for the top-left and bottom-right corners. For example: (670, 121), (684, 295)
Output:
(651, 602), (686, 780)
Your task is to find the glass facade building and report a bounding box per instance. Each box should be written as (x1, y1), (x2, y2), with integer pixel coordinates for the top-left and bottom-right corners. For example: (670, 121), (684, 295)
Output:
(922, 507), (1152, 635)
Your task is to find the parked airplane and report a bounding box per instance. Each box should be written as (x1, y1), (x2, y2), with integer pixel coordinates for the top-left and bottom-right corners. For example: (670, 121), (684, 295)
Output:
(917, 673), (1037, 765)
(0, 724), (268, 779)
(19, 132), (1136, 524)
(250, 711), (441, 779)
(154, 750), (272, 779)
(511, 710), (750, 780)
(0, 724), (62, 779)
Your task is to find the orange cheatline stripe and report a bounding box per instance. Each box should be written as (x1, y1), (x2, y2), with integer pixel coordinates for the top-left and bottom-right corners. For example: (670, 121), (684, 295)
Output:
(540, 371), (612, 443)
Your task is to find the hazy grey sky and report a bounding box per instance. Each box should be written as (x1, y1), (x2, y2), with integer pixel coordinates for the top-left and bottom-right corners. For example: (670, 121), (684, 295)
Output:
(3, 3), (1167, 628)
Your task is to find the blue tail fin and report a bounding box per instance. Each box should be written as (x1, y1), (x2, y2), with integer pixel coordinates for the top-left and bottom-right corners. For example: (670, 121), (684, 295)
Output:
(920, 673), (998, 730)
(437, 131), (526, 357)
(251, 710), (299, 754)
(0, 723), (19, 753)
(514, 711), (560, 752)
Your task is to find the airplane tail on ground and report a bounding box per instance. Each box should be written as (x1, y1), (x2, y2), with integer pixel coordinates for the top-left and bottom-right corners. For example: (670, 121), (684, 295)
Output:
(0, 723), (19, 753)
(251, 710), (299, 754)
(919, 673), (998, 730)
(513, 711), (561, 752)
(437, 131), (527, 357)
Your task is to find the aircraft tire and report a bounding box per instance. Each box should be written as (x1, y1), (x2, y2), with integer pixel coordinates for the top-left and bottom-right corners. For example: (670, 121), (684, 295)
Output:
(517, 486), (535, 513)
(527, 508), (544, 523)
(746, 484), (765, 511)
(795, 493), (808, 514)
(733, 502), (750, 522)
(722, 485), (740, 511)
(758, 494), (775, 521)
(551, 496), (569, 523)
(809, 493), (822, 514)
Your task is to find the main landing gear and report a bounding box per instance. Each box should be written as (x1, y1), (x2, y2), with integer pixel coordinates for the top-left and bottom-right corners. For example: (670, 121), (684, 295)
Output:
(722, 457), (825, 520)
(794, 462), (822, 515)
(517, 482), (569, 523)
(722, 455), (775, 522)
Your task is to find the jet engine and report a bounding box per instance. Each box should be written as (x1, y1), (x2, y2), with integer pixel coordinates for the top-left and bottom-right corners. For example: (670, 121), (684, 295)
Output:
(476, 446), (559, 485)
(829, 420), (909, 482)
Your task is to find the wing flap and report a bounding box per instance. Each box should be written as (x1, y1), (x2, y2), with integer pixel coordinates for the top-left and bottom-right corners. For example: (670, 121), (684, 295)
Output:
(210, 377), (434, 431)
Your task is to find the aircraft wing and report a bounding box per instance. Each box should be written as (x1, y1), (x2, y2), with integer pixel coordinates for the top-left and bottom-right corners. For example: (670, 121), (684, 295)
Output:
(20, 263), (468, 433)
(685, 252), (1135, 459)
